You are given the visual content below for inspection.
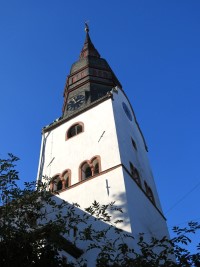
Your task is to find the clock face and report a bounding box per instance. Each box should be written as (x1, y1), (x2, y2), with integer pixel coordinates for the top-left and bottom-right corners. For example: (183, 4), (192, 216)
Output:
(67, 94), (85, 111)
(122, 102), (132, 121)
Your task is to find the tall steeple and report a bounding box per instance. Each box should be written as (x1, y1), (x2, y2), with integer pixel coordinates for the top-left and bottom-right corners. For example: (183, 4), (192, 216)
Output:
(79, 23), (100, 59)
(37, 26), (169, 265)
(62, 26), (121, 118)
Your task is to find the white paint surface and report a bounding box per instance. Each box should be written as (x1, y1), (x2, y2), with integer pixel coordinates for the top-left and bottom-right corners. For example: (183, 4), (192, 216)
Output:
(37, 89), (169, 265)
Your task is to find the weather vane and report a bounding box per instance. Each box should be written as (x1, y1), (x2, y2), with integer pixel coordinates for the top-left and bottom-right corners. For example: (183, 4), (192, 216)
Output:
(84, 21), (89, 33)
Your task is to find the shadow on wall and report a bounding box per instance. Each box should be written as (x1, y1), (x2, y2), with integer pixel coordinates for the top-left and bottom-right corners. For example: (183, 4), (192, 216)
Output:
(109, 191), (132, 229)
(43, 191), (136, 265)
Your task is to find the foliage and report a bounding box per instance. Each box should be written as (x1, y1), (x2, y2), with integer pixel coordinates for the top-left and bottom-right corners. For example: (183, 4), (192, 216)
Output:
(0, 154), (63, 266)
(0, 154), (200, 266)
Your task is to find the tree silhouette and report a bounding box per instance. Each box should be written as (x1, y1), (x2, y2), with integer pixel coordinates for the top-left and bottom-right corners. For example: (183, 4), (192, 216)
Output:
(0, 154), (199, 266)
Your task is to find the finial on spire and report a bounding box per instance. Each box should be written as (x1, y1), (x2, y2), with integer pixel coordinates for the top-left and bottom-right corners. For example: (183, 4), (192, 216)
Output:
(80, 22), (100, 59)
(84, 21), (89, 33)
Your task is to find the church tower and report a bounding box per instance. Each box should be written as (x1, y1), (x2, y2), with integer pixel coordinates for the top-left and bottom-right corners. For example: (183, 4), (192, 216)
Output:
(37, 26), (169, 257)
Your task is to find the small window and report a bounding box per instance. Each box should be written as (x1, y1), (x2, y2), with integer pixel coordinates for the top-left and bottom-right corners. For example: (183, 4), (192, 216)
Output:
(67, 123), (83, 139)
(94, 162), (99, 174)
(131, 138), (137, 151)
(57, 180), (62, 191)
(130, 162), (141, 186)
(72, 76), (76, 83)
(85, 166), (92, 178)
(144, 181), (155, 205)
(92, 157), (100, 175)
(80, 156), (101, 181)
(51, 175), (61, 192)
(62, 170), (70, 188)
(81, 162), (92, 180)
(51, 170), (71, 193)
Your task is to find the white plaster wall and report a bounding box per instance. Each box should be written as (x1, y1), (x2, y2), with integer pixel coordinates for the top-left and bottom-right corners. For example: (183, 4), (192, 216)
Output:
(37, 92), (167, 229)
(55, 167), (132, 233)
(37, 91), (169, 253)
(38, 99), (121, 185)
(45, 164), (169, 259)
(43, 165), (169, 266)
(45, 166), (134, 267)
(122, 169), (170, 240)
(111, 89), (163, 212)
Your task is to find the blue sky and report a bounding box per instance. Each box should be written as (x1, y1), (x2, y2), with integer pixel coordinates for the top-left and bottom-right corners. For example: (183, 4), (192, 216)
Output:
(1, 0), (200, 249)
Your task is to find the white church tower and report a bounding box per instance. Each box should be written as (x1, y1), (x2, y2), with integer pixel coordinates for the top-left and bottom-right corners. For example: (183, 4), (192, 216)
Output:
(37, 26), (169, 258)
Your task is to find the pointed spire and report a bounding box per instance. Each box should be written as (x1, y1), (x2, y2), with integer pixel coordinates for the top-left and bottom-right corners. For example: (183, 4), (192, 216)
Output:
(84, 22), (89, 33)
(80, 23), (100, 59)
(62, 25), (122, 117)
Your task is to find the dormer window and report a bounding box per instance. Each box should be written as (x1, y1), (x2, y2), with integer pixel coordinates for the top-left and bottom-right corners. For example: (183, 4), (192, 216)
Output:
(66, 122), (84, 140)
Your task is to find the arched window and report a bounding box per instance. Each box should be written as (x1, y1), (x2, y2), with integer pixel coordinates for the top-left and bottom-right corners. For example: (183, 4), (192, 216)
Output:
(80, 156), (101, 181)
(50, 175), (61, 192)
(144, 181), (155, 205)
(51, 170), (71, 193)
(57, 180), (62, 191)
(130, 162), (141, 186)
(62, 170), (71, 189)
(92, 157), (100, 175)
(81, 162), (92, 180)
(67, 122), (83, 139)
